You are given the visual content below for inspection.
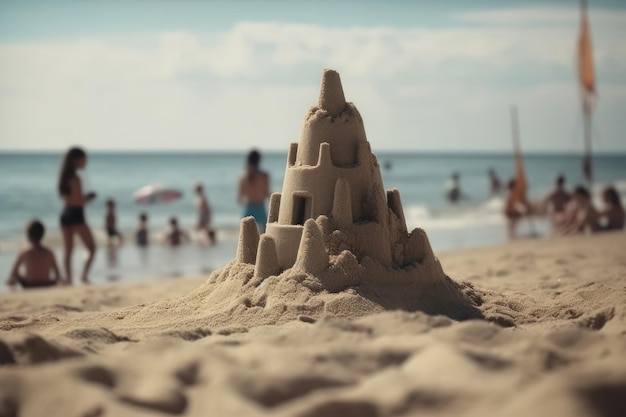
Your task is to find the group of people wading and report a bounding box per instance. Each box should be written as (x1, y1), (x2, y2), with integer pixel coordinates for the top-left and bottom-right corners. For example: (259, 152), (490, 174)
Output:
(7, 148), (271, 290)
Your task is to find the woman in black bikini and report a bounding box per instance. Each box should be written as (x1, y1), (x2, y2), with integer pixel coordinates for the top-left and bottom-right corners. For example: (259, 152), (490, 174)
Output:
(58, 147), (97, 284)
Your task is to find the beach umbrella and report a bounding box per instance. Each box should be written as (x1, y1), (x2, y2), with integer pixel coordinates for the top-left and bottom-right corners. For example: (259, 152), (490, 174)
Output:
(133, 184), (182, 204)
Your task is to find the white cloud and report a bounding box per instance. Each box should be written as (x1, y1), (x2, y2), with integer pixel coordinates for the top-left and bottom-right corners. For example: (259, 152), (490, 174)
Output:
(0, 14), (625, 151)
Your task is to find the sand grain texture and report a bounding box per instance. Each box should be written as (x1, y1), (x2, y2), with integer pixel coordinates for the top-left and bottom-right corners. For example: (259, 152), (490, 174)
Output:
(1, 233), (626, 417)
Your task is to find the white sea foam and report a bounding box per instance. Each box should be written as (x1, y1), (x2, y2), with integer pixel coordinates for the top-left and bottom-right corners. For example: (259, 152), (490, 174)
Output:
(405, 197), (506, 231)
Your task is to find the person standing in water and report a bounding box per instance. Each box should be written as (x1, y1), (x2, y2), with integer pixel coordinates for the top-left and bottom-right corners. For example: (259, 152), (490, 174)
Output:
(105, 199), (123, 245)
(195, 183), (216, 244)
(503, 179), (529, 239)
(488, 168), (502, 196)
(238, 149), (270, 233)
(444, 172), (462, 203)
(135, 213), (149, 247)
(163, 217), (190, 247)
(58, 147), (97, 284)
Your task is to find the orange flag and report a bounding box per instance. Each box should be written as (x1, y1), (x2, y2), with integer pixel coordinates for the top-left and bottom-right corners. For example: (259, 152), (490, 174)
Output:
(578, 0), (595, 184)
(513, 143), (527, 205)
(578, 0), (595, 96)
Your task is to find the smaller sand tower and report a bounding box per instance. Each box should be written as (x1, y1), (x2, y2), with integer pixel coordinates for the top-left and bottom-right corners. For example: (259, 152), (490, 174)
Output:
(235, 69), (452, 299)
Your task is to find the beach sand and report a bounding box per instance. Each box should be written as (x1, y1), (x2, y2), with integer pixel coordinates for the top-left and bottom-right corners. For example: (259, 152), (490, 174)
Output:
(1, 232), (625, 417)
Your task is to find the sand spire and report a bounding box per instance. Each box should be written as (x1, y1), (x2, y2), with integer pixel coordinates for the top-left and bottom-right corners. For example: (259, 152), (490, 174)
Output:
(236, 217), (260, 264)
(294, 219), (329, 273)
(254, 235), (280, 278)
(318, 69), (346, 117)
(332, 178), (353, 228)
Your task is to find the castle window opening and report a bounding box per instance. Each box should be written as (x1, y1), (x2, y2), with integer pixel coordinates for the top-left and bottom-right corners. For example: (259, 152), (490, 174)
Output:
(292, 194), (312, 225)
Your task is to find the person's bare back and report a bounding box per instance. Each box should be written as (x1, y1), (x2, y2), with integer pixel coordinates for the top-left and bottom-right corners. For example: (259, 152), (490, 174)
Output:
(239, 171), (270, 204)
(9, 246), (61, 286)
(8, 220), (62, 289)
(238, 150), (271, 232)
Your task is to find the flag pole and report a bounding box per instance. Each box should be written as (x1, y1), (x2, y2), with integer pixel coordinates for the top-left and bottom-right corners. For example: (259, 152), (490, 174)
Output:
(510, 106), (537, 236)
(510, 106), (520, 149)
(579, 0), (594, 190)
(583, 98), (593, 189)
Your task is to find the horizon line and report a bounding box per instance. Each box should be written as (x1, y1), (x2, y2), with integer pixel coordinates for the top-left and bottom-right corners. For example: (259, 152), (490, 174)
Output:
(2, 149), (626, 156)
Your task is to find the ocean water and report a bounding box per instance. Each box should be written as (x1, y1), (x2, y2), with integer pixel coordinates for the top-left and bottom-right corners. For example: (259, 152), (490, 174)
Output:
(1, 151), (625, 288)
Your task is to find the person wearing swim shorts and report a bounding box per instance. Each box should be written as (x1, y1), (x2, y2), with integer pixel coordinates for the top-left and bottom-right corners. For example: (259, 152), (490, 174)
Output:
(238, 149), (270, 233)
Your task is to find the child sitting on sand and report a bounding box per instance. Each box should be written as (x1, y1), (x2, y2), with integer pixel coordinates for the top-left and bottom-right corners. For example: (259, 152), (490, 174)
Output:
(597, 186), (625, 231)
(136, 212), (149, 247)
(555, 186), (599, 235)
(105, 199), (123, 245)
(543, 175), (571, 228)
(163, 217), (190, 247)
(7, 220), (63, 289)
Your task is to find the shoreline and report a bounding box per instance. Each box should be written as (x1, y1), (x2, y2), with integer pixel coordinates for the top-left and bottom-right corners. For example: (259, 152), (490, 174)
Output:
(0, 223), (601, 294)
(0, 218), (549, 293)
(2, 230), (622, 306)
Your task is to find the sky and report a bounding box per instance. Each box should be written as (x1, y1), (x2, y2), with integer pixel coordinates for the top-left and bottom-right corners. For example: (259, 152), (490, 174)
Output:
(0, 0), (625, 152)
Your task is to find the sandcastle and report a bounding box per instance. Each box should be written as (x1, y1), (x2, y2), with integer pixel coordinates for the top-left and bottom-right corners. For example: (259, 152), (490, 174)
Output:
(232, 69), (477, 317)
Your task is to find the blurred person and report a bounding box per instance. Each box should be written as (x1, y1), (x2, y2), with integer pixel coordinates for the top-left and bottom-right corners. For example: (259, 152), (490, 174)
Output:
(444, 172), (462, 203)
(136, 212), (149, 247)
(488, 168), (502, 196)
(543, 175), (571, 226)
(195, 183), (216, 245)
(504, 179), (528, 239)
(58, 147), (97, 284)
(163, 217), (190, 247)
(238, 149), (270, 233)
(555, 186), (598, 235)
(597, 186), (625, 231)
(105, 198), (123, 245)
(7, 220), (62, 289)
